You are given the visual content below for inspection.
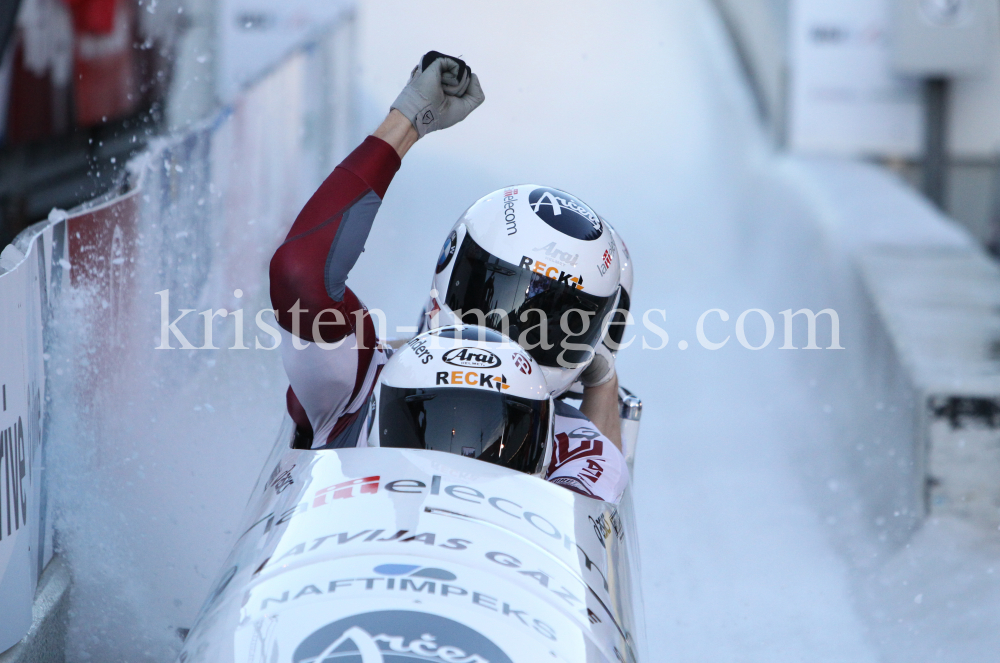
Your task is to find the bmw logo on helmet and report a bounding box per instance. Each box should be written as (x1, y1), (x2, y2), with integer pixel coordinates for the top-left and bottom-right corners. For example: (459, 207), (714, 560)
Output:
(435, 230), (458, 274)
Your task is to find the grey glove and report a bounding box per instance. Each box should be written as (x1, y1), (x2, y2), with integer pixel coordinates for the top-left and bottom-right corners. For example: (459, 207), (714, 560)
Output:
(579, 342), (617, 388)
(391, 51), (485, 137)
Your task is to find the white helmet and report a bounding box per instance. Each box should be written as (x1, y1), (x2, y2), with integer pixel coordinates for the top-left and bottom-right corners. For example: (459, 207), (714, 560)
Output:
(422, 185), (622, 395)
(369, 325), (554, 477)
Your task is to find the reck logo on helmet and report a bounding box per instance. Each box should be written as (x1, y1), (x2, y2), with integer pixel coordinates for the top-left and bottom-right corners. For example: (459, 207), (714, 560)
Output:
(443, 347), (501, 369)
(436, 370), (510, 391)
(528, 187), (603, 241)
(519, 256), (584, 290)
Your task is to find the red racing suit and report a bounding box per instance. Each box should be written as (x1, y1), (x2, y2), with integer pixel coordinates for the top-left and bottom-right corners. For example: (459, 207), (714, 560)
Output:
(269, 136), (629, 503)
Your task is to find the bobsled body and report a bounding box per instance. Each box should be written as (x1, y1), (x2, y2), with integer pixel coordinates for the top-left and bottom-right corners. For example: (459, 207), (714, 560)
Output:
(179, 434), (644, 663)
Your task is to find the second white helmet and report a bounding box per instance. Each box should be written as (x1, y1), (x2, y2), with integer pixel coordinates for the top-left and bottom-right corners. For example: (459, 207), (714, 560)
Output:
(370, 325), (553, 476)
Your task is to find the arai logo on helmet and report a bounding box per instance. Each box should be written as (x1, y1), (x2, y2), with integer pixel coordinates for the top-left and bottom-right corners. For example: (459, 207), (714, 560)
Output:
(443, 347), (501, 369)
(293, 609), (513, 663)
(528, 187), (603, 241)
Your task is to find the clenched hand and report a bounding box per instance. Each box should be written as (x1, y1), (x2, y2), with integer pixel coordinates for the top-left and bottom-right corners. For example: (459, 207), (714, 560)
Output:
(391, 51), (486, 138)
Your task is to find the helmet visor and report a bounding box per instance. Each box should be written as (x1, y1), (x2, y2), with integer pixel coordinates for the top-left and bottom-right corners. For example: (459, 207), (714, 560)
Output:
(444, 235), (617, 367)
(378, 386), (549, 475)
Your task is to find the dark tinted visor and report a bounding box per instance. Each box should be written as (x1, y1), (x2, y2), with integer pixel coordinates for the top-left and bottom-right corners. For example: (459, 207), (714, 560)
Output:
(606, 288), (631, 348)
(444, 235), (617, 367)
(379, 386), (549, 475)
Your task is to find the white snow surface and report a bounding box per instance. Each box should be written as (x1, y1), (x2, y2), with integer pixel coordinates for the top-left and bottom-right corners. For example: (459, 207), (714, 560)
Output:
(43, 0), (1000, 661)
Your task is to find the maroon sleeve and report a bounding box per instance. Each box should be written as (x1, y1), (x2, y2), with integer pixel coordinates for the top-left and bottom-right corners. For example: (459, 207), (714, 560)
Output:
(269, 136), (401, 343)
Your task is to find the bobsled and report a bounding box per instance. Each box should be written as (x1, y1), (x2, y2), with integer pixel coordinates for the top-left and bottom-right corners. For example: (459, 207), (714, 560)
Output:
(177, 389), (644, 663)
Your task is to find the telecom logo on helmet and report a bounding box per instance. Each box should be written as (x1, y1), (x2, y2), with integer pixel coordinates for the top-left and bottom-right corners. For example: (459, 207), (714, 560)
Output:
(503, 188), (518, 235)
(528, 187), (603, 241)
(442, 347), (501, 369)
(293, 609), (513, 663)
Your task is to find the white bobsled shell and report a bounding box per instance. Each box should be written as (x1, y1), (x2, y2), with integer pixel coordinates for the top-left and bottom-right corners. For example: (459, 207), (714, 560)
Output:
(179, 447), (644, 663)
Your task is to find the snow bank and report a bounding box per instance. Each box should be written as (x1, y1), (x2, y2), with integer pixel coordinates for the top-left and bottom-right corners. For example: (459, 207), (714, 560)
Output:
(0, 19), (357, 663)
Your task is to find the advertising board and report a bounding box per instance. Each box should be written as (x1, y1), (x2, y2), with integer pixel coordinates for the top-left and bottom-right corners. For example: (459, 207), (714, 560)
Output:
(788, 0), (922, 156)
(0, 223), (59, 652)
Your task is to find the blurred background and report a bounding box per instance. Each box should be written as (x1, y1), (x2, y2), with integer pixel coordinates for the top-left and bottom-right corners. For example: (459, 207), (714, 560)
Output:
(2, 1), (1000, 662)
(4, 0), (1000, 249)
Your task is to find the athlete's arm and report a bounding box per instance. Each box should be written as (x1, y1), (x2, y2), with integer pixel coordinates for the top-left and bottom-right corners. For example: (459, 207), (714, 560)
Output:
(269, 51), (483, 445)
(547, 401), (628, 503)
(269, 134), (401, 343)
(270, 50), (484, 342)
(269, 133), (401, 445)
(580, 373), (622, 451)
(373, 110), (419, 159)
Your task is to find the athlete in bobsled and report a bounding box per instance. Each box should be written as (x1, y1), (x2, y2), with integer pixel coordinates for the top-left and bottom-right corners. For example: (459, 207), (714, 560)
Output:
(269, 51), (629, 502)
(417, 186), (635, 448)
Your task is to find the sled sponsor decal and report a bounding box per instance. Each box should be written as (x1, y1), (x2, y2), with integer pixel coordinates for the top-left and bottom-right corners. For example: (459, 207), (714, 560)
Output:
(373, 563), (457, 581)
(442, 347), (501, 369)
(293, 610), (514, 663)
(254, 474), (622, 563)
(518, 256), (584, 290)
(267, 565), (559, 644)
(266, 463), (295, 495)
(245, 473), (624, 624)
(528, 187), (602, 241)
(588, 510), (625, 550)
(254, 528), (626, 642)
(313, 476), (380, 507)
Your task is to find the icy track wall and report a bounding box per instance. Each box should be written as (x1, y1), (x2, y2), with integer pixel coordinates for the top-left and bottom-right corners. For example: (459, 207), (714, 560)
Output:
(743, 154), (1000, 554)
(0, 18), (355, 662)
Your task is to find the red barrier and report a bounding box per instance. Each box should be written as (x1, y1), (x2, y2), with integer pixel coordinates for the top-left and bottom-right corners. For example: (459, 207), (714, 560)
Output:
(66, 189), (140, 372)
(72, 0), (139, 127)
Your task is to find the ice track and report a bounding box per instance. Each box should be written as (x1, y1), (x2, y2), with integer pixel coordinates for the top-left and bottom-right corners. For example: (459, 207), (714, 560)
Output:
(47, 1), (999, 661)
